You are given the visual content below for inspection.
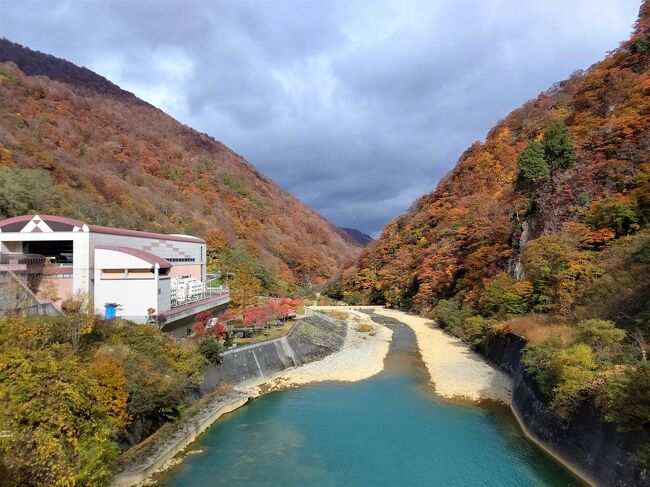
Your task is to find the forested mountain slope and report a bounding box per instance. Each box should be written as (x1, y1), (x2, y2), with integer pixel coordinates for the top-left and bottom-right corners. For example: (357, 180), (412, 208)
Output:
(0, 39), (359, 293)
(347, 3), (650, 317)
(343, 1), (650, 454)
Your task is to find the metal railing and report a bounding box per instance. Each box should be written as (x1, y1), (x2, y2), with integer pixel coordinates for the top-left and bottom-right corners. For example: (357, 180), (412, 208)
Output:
(170, 286), (229, 308)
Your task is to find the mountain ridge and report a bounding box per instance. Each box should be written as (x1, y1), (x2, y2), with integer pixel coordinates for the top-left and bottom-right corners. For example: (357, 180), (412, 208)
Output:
(0, 38), (359, 291)
(345, 2), (650, 311)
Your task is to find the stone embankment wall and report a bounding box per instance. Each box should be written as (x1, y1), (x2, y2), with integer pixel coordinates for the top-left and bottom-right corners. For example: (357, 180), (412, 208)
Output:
(201, 312), (346, 392)
(114, 312), (347, 487)
(482, 333), (650, 487)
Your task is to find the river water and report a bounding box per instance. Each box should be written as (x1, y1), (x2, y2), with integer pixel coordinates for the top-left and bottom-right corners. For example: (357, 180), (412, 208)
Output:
(157, 314), (580, 486)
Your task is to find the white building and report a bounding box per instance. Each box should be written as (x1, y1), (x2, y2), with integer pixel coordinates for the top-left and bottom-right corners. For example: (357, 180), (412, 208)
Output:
(0, 214), (228, 331)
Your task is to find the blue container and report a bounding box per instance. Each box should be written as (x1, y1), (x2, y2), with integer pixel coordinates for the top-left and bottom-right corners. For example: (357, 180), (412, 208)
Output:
(104, 304), (117, 320)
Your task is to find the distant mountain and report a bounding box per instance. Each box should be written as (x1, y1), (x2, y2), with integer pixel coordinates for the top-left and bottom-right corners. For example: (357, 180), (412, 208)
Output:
(337, 227), (374, 246)
(0, 39), (360, 289)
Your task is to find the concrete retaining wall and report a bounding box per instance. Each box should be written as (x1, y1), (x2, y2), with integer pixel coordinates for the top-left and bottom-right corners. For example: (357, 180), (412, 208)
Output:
(113, 393), (251, 487)
(114, 312), (347, 486)
(201, 312), (346, 392)
(482, 333), (650, 487)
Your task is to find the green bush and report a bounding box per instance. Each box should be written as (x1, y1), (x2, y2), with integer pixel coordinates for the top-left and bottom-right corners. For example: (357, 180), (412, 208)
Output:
(219, 245), (277, 295)
(582, 198), (640, 236)
(461, 315), (489, 342)
(161, 163), (183, 182)
(542, 120), (576, 169)
(549, 343), (597, 419)
(523, 337), (597, 418)
(0, 167), (54, 218)
(221, 171), (249, 197)
(574, 319), (625, 360)
(198, 337), (224, 364)
(631, 34), (649, 54)
(517, 141), (549, 183)
(522, 334), (565, 396)
(480, 273), (531, 316)
(433, 299), (473, 336)
(598, 361), (650, 428)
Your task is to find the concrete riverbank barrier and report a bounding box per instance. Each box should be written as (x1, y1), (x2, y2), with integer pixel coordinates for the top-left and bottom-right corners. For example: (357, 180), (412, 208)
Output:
(112, 391), (253, 487)
(113, 312), (347, 486)
(482, 333), (650, 487)
(201, 312), (347, 391)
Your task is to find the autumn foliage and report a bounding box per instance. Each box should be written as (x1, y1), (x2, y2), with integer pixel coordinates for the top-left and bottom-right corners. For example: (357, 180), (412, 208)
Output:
(0, 39), (359, 290)
(0, 316), (206, 486)
(341, 2), (650, 434)
(345, 5), (650, 316)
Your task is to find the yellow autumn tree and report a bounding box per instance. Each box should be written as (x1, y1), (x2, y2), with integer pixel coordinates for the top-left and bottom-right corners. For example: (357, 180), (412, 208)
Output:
(230, 264), (262, 310)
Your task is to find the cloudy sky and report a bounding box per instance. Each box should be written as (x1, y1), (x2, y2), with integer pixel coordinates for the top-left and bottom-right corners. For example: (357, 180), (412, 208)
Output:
(0, 0), (641, 236)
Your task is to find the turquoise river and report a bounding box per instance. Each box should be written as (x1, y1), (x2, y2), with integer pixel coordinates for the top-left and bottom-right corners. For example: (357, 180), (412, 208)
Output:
(156, 314), (581, 487)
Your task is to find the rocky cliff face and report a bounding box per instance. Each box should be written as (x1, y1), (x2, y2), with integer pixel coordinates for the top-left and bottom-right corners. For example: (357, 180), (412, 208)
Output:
(483, 333), (650, 487)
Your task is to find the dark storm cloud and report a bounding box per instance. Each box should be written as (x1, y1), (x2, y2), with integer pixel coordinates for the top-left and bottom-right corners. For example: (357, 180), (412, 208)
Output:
(0, 0), (641, 235)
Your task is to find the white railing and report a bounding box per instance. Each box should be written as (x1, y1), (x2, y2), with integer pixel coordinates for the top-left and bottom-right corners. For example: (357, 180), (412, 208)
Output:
(170, 285), (229, 308)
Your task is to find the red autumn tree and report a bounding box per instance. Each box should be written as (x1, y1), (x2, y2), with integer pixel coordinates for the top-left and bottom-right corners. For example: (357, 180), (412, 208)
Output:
(243, 306), (270, 327)
(219, 309), (240, 323)
(192, 310), (213, 337)
(211, 321), (227, 338)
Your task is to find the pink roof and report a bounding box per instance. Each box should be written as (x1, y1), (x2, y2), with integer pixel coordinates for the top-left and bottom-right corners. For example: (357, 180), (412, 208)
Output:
(0, 214), (205, 244)
(95, 245), (173, 269)
(0, 214), (85, 228)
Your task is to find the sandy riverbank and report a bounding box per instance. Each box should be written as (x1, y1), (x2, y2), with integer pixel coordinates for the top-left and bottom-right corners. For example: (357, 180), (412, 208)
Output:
(373, 308), (512, 404)
(266, 309), (392, 389)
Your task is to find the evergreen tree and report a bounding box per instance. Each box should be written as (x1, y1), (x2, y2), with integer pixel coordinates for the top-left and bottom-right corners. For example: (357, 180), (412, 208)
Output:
(542, 120), (576, 169)
(517, 141), (550, 182)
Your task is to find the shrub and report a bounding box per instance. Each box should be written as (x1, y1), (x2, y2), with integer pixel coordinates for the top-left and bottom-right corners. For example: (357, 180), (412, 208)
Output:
(433, 299), (473, 336)
(0, 167), (54, 218)
(198, 337), (224, 364)
(524, 336), (597, 418)
(221, 171), (249, 197)
(461, 315), (489, 342)
(161, 162), (183, 182)
(517, 141), (549, 183)
(549, 343), (597, 419)
(598, 361), (650, 429)
(631, 34), (649, 54)
(357, 323), (373, 333)
(542, 120), (576, 169)
(582, 197), (640, 236)
(574, 319), (625, 360)
(480, 273), (531, 316)
(328, 310), (349, 320)
(522, 334), (565, 396)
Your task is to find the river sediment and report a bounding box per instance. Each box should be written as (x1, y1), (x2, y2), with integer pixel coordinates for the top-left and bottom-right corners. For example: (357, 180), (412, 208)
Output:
(373, 307), (512, 403)
(266, 310), (392, 388)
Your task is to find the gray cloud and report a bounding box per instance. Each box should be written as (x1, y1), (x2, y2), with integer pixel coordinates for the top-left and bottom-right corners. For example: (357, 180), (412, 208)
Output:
(0, 0), (641, 236)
